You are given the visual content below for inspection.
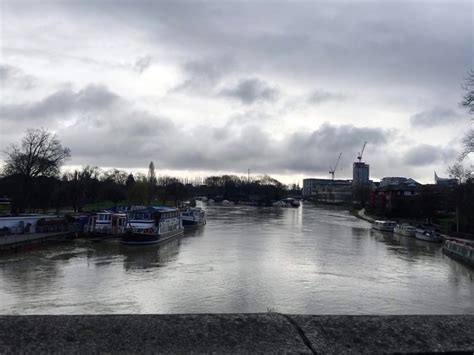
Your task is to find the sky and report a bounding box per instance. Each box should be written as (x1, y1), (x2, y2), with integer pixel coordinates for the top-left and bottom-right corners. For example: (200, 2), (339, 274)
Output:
(0, 0), (473, 184)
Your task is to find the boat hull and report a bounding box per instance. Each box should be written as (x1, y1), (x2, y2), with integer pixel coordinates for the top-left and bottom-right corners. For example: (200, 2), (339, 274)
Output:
(182, 219), (206, 228)
(371, 225), (395, 232)
(415, 231), (442, 243)
(87, 232), (125, 242)
(442, 240), (474, 267)
(120, 229), (183, 246)
(394, 227), (416, 237)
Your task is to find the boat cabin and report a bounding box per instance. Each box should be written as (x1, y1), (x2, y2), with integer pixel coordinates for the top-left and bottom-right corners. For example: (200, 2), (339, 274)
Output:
(127, 207), (182, 234)
(89, 212), (127, 235)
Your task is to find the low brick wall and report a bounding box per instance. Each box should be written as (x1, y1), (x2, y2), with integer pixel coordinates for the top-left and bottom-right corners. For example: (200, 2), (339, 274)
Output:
(0, 314), (473, 354)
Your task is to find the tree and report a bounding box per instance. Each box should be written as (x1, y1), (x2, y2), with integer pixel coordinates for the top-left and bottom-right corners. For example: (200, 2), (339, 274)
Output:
(448, 162), (472, 183)
(3, 128), (71, 178)
(147, 161), (157, 204)
(460, 70), (474, 159)
(2, 128), (70, 211)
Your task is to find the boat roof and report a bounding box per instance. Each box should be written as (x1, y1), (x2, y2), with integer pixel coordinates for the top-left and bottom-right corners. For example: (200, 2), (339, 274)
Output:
(130, 206), (178, 213)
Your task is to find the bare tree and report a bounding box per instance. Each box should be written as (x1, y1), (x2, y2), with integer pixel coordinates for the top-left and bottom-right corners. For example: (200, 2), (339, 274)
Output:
(3, 128), (71, 179)
(461, 70), (474, 114)
(2, 128), (70, 211)
(460, 70), (474, 158)
(447, 162), (472, 183)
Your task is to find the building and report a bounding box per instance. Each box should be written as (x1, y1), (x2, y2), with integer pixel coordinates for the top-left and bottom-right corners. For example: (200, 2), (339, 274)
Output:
(352, 162), (369, 185)
(434, 172), (458, 187)
(303, 178), (352, 204)
(379, 177), (419, 187)
(370, 178), (422, 214)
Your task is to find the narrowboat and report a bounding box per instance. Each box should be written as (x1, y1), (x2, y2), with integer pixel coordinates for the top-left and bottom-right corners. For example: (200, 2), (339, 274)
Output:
(87, 211), (127, 241)
(443, 239), (474, 266)
(394, 223), (416, 237)
(121, 207), (183, 246)
(181, 207), (206, 228)
(371, 220), (397, 232)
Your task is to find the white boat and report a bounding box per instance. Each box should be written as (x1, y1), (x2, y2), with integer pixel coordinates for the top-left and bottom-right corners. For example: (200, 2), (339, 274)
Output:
(371, 220), (397, 232)
(415, 228), (442, 243)
(394, 223), (416, 237)
(272, 198), (300, 208)
(121, 207), (183, 245)
(87, 211), (127, 241)
(181, 207), (206, 228)
(282, 198), (300, 207)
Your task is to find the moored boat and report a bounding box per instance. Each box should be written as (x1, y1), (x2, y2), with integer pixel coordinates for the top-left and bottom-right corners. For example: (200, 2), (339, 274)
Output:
(415, 228), (442, 243)
(181, 207), (206, 228)
(442, 239), (474, 266)
(371, 220), (397, 232)
(87, 211), (127, 241)
(272, 198), (301, 208)
(394, 223), (416, 237)
(121, 207), (183, 246)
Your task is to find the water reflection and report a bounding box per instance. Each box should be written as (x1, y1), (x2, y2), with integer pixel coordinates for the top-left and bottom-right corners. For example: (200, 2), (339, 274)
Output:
(120, 238), (182, 270)
(0, 202), (473, 314)
(370, 229), (441, 259)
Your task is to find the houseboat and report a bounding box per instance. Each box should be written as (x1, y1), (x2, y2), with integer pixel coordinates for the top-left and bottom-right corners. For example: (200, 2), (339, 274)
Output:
(394, 223), (416, 237)
(415, 228), (442, 243)
(87, 211), (127, 241)
(121, 206), (183, 246)
(181, 207), (206, 228)
(443, 239), (474, 267)
(371, 220), (397, 232)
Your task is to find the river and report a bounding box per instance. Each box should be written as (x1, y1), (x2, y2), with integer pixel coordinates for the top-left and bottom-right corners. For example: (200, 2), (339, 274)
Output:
(0, 202), (473, 314)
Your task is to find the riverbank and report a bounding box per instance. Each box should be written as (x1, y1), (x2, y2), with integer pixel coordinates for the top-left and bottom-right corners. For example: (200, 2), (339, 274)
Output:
(354, 208), (375, 223)
(0, 314), (472, 353)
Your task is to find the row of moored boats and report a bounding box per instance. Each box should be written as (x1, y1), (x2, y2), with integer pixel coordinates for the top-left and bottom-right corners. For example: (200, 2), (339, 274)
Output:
(88, 206), (206, 245)
(371, 220), (443, 243)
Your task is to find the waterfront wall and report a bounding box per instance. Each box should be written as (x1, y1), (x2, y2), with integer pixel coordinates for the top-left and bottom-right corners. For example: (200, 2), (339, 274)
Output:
(0, 314), (472, 353)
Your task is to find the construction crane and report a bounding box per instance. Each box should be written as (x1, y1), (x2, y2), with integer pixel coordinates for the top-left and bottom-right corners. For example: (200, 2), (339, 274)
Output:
(357, 141), (367, 162)
(329, 152), (342, 180)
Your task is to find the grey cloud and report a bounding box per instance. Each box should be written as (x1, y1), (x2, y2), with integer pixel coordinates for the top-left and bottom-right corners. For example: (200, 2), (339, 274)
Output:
(0, 84), (120, 121)
(308, 90), (346, 104)
(404, 144), (458, 166)
(2, 82), (390, 176)
(175, 56), (235, 92)
(0, 64), (37, 89)
(280, 123), (389, 173)
(410, 107), (464, 127)
(6, 2), (471, 96)
(219, 78), (278, 104)
(61, 1), (469, 96)
(17, 84), (390, 174)
(134, 55), (152, 74)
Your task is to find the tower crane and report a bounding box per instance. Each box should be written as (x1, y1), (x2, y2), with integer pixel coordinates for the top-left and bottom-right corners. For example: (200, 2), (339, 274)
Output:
(329, 152), (342, 180)
(357, 141), (367, 162)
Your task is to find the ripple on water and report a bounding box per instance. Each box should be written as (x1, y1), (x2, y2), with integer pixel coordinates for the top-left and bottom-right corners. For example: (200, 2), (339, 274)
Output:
(0, 202), (473, 314)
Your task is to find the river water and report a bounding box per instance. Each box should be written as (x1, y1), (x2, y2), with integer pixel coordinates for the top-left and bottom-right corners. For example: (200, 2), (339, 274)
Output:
(0, 202), (473, 314)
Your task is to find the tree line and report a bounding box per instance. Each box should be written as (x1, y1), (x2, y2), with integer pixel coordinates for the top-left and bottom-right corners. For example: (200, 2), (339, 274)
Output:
(0, 129), (298, 212)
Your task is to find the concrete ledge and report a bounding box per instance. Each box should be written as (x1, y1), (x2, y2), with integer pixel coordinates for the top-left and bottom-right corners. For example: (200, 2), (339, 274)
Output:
(0, 314), (473, 354)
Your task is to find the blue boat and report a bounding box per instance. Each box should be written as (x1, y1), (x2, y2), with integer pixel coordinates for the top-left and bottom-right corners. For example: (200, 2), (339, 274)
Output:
(121, 207), (183, 246)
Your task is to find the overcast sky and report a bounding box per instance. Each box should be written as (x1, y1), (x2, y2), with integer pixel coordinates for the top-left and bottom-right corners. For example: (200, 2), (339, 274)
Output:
(1, 0), (473, 184)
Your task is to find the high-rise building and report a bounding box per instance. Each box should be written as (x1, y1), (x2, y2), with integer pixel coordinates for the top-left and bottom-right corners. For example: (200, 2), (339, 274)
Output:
(352, 162), (369, 185)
